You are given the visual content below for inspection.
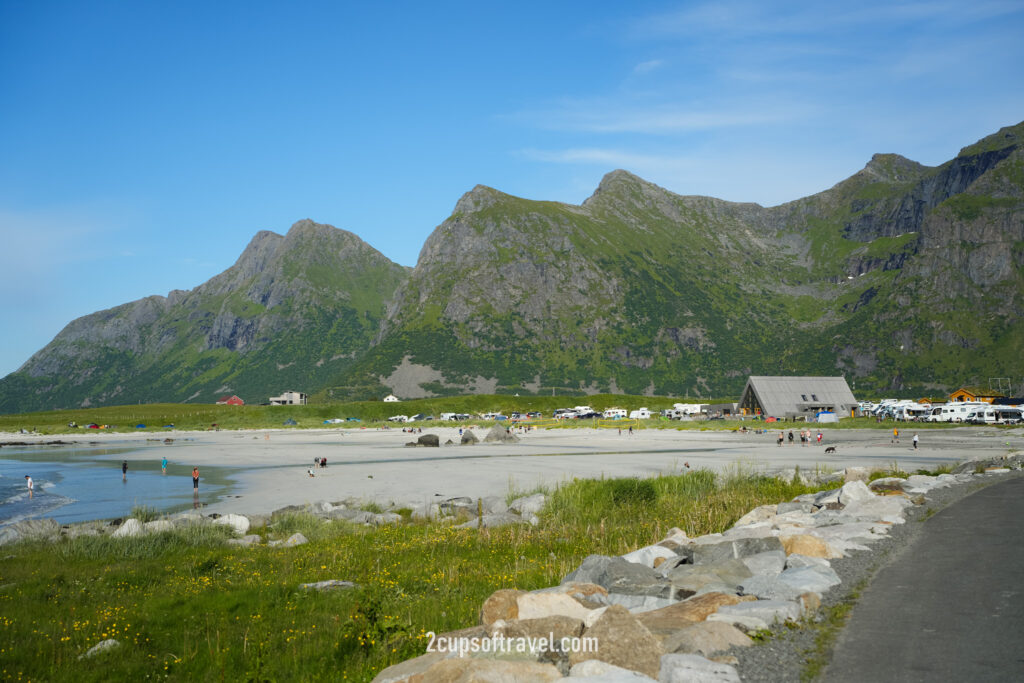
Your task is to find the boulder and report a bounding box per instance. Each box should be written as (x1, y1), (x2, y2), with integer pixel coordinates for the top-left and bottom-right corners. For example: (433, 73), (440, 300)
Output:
(564, 555), (674, 598)
(417, 434), (440, 447)
(111, 518), (144, 538)
(480, 589), (526, 625)
(621, 544), (679, 568)
(715, 599), (802, 625)
(636, 593), (748, 634)
(490, 615), (584, 642)
(78, 638), (120, 660)
(776, 501), (814, 515)
(779, 534), (843, 559)
(420, 658), (561, 681)
(732, 504), (777, 527)
(483, 423), (519, 443)
(213, 513), (250, 535)
(662, 621), (752, 656)
(371, 513), (403, 526)
(482, 495), (508, 514)
(455, 513), (527, 530)
(843, 467), (871, 483)
(460, 430), (479, 445)
(838, 480), (875, 506)
(280, 532), (308, 547)
(668, 559), (752, 594)
(509, 493), (547, 516)
(370, 652), (446, 683)
(683, 537), (784, 565)
(868, 477), (906, 493)
(777, 566), (840, 595)
(226, 534), (262, 547)
(737, 575), (803, 602)
(439, 497), (476, 516)
(517, 592), (595, 621)
(704, 612), (770, 633)
(741, 550), (786, 577)
(658, 653), (741, 683)
(568, 659), (658, 680)
(568, 605), (661, 678)
(143, 520), (173, 534)
(411, 503), (442, 521)
(603, 594), (675, 613)
(784, 554), (831, 571)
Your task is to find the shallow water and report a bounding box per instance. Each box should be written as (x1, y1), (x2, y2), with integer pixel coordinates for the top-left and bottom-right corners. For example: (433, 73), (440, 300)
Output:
(0, 442), (235, 525)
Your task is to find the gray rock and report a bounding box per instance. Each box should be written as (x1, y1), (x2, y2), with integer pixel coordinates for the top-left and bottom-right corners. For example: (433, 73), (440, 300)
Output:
(662, 621), (752, 656)
(213, 513), (251, 535)
(280, 532), (308, 547)
(784, 554), (831, 571)
(776, 501), (814, 514)
(417, 433), (440, 447)
(741, 550), (786, 577)
(777, 565), (841, 594)
(683, 537), (784, 565)
(658, 653), (741, 682)
(482, 495), (508, 514)
(439, 496), (476, 516)
(300, 580), (358, 591)
(143, 520), (173, 534)
(603, 593), (676, 613)
(668, 559), (752, 593)
(460, 429), (479, 445)
(838, 481), (875, 506)
(411, 503), (441, 520)
(79, 638), (120, 660)
(737, 575), (804, 602)
(111, 518), (144, 538)
(705, 612), (770, 633)
(483, 423), (519, 443)
(455, 513), (527, 529)
(509, 493), (547, 516)
(226, 534), (262, 547)
(715, 600), (802, 625)
(622, 544), (679, 568)
(308, 500), (334, 514)
(568, 659), (658, 680)
(564, 555), (675, 598)
(813, 488), (841, 507)
(371, 512), (402, 526)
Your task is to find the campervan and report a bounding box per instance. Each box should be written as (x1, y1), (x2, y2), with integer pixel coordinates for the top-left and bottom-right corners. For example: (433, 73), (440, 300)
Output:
(932, 402), (985, 422)
(604, 408), (627, 419)
(629, 407), (651, 419)
(673, 403), (707, 416)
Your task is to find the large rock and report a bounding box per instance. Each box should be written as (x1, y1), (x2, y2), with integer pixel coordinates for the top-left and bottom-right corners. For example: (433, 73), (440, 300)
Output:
(455, 513), (527, 530)
(517, 592), (595, 621)
(683, 537), (784, 565)
(603, 594), (675, 613)
(843, 467), (871, 483)
(483, 423), (519, 443)
(780, 534), (843, 559)
(111, 518), (144, 538)
(732, 504), (777, 527)
(636, 593), (748, 634)
(78, 638), (120, 660)
(737, 575), (804, 602)
(658, 653), (741, 682)
(662, 621), (752, 656)
(705, 612), (770, 633)
(371, 652), (446, 683)
(715, 599), (802, 625)
(564, 555), (674, 598)
(213, 513), (250, 535)
(569, 605), (661, 678)
(741, 550), (786, 577)
(509, 493), (547, 516)
(226, 534), (262, 547)
(480, 589), (526, 625)
(668, 559), (752, 594)
(568, 659), (658, 680)
(777, 566), (840, 594)
(838, 480), (875, 506)
(143, 520), (173, 534)
(868, 477), (907, 493)
(491, 615), (584, 642)
(416, 433), (440, 447)
(621, 544), (679, 568)
(420, 658), (561, 681)
(460, 430), (479, 445)
(439, 497), (476, 516)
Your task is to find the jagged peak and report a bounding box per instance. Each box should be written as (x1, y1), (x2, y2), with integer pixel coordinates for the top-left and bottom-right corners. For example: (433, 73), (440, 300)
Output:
(452, 184), (507, 216)
(861, 153), (928, 183)
(582, 169), (651, 205)
(957, 120), (1024, 158)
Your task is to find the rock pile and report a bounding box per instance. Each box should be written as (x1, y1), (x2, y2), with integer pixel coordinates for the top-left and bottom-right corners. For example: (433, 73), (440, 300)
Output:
(371, 467), (1010, 682)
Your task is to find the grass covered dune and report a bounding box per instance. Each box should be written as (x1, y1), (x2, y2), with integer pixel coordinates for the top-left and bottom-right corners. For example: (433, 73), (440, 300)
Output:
(0, 468), (823, 682)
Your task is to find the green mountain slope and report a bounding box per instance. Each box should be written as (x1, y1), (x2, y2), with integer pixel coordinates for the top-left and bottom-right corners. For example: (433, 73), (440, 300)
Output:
(0, 221), (409, 412)
(2, 122), (1021, 413)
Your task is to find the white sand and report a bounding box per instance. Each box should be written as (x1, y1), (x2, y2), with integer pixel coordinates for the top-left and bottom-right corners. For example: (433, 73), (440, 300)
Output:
(5, 425), (1021, 517)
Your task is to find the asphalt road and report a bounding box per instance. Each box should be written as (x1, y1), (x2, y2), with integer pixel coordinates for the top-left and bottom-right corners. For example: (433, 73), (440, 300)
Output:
(826, 475), (1024, 682)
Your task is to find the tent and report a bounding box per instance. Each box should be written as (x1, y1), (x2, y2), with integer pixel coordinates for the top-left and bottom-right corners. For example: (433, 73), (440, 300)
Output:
(816, 411), (839, 423)
(135, 424), (146, 429)
(283, 418), (298, 426)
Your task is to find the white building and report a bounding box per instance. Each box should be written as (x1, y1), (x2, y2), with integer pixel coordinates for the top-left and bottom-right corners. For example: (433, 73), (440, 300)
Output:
(269, 391), (306, 406)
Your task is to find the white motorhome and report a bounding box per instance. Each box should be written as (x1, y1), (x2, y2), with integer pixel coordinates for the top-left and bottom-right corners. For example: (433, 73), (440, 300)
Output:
(932, 402), (986, 422)
(387, 415), (410, 423)
(573, 406), (594, 416)
(673, 403), (708, 416)
(893, 403), (930, 421)
(629, 407), (651, 419)
(603, 408), (627, 419)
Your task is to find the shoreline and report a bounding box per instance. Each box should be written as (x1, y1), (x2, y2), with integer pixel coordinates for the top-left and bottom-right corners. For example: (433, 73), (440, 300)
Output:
(3, 425), (1022, 524)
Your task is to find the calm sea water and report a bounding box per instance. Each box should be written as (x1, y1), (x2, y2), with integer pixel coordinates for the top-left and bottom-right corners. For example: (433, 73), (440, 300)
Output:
(0, 442), (234, 526)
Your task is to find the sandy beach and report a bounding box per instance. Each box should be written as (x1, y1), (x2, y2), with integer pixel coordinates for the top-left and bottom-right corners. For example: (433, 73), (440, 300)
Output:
(4, 425), (1022, 519)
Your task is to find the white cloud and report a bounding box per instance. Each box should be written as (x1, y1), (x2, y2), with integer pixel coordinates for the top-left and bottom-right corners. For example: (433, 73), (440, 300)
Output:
(633, 59), (664, 74)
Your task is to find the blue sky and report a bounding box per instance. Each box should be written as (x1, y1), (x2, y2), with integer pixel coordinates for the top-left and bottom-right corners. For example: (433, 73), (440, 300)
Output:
(1, 0), (1023, 377)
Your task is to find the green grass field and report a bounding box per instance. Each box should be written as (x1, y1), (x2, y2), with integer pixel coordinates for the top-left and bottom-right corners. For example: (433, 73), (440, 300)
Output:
(0, 469), (825, 682)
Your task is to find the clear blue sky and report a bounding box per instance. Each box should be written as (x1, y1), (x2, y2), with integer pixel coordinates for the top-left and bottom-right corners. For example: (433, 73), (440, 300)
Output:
(2, 0), (1023, 377)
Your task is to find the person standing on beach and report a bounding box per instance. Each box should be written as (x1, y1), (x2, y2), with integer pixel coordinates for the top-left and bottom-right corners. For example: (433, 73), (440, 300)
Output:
(161, 456), (168, 475)
(25, 475), (33, 498)
(913, 433), (919, 450)
(122, 460), (128, 481)
(892, 428), (899, 444)
(192, 466), (199, 492)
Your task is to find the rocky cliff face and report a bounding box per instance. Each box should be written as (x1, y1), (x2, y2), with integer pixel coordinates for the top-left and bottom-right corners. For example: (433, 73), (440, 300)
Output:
(2, 122), (1022, 412)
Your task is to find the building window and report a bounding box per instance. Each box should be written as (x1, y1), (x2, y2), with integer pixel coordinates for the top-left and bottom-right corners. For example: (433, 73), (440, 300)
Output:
(801, 394), (807, 401)
(811, 394), (818, 401)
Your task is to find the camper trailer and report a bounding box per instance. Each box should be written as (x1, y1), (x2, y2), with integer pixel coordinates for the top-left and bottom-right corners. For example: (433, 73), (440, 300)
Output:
(603, 408), (627, 419)
(628, 407), (651, 419)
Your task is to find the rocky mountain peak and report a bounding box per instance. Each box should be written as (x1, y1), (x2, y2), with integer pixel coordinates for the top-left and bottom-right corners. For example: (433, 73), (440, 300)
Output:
(861, 153), (928, 183)
(582, 169), (649, 205)
(453, 184), (505, 216)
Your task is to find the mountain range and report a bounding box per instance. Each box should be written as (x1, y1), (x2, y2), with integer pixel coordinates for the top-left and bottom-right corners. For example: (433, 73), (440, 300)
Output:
(2, 121), (1022, 413)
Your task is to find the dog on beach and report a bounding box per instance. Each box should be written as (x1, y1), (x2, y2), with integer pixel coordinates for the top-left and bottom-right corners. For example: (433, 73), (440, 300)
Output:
(824, 446), (836, 454)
